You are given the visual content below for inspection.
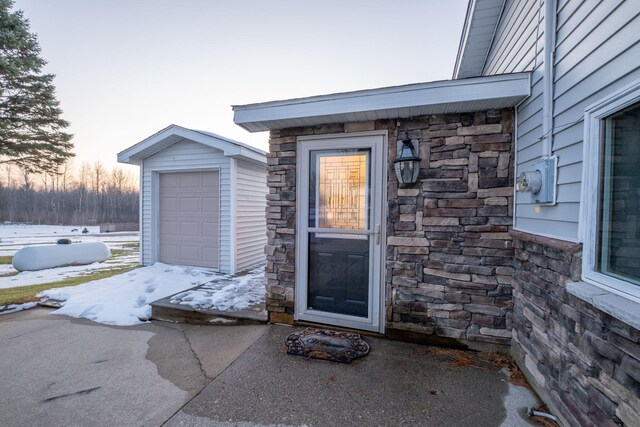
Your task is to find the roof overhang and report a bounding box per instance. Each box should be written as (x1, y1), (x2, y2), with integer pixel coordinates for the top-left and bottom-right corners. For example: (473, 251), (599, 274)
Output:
(233, 72), (530, 132)
(117, 124), (266, 166)
(453, 0), (506, 79)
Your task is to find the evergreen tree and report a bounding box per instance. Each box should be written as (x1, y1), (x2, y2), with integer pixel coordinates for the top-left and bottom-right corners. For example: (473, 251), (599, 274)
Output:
(0, 0), (73, 174)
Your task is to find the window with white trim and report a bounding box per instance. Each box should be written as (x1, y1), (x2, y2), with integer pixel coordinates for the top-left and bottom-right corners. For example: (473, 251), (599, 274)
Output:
(583, 80), (640, 302)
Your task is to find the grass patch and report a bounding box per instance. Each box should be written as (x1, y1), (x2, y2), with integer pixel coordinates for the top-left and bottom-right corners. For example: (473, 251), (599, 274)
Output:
(0, 265), (138, 306)
(0, 255), (12, 265)
(120, 242), (140, 249)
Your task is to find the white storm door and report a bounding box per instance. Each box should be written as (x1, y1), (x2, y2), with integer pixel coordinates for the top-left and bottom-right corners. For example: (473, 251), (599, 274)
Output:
(296, 133), (386, 333)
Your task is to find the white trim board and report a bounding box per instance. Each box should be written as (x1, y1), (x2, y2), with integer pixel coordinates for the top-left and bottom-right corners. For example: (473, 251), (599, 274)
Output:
(229, 158), (237, 274)
(118, 124), (266, 166)
(580, 77), (640, 303)
(150, 167), (222, 272)
(233, 73), (530, 132)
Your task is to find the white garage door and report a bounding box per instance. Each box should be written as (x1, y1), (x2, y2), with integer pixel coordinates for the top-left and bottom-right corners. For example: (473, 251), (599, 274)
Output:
(159, 171), (219, 268)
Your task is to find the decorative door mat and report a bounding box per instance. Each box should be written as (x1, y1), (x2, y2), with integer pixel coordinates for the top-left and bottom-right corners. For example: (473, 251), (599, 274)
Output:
(284, 328), (370, 363)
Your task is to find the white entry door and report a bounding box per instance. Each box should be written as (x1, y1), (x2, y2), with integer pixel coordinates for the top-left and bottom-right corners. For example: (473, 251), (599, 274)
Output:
(296, 133), (386, 333)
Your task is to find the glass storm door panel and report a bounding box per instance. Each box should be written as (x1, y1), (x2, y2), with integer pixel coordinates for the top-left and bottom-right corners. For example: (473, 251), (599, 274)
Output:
(296, 133), (384, 333)
(308, 149), (371, 317)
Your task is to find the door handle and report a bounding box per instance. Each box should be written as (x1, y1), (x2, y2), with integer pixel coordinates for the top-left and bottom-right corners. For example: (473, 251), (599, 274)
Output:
(375, 224), (381, 245)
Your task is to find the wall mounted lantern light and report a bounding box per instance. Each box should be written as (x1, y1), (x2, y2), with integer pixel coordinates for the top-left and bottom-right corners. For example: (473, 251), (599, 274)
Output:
(394, 131), (421, 185)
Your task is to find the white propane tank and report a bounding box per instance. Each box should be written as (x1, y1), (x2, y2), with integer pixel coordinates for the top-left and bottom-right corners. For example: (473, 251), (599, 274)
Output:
(12, 241), (111, 272)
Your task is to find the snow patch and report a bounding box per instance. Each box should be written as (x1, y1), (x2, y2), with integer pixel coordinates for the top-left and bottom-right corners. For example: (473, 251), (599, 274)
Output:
(169, 265), (265, 312)
(0, 302), (38, 315)
(38, 263), (215, 326)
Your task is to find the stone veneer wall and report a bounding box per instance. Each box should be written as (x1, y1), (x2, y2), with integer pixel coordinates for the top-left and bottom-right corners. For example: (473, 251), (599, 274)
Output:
(265, 109), (515, 346)
(386, 110), (514, 346)
(512, 230), (640, 427)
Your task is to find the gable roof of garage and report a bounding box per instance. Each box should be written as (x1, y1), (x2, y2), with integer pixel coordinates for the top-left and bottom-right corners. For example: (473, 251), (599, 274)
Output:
(117, 124), (266, 165)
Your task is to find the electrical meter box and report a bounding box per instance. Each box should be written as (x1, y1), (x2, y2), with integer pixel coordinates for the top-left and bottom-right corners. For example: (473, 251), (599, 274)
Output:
(515, 156), (557, 205)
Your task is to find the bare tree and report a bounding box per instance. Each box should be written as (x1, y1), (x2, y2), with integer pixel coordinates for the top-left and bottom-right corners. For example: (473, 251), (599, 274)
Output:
(0, 163), (138, 225)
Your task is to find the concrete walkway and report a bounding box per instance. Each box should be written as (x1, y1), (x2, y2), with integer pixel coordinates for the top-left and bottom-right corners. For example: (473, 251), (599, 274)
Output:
(0, 308), (267, 427)
(167, 326), (541, 427)
(0, 308), (540, 426)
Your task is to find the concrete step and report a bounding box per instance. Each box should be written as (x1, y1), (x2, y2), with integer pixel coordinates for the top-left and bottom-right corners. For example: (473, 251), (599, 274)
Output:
(150, 296), (268, 326)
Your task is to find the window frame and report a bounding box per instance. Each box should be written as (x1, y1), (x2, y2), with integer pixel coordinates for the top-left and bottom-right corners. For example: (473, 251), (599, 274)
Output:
(581, 78), (640, 304)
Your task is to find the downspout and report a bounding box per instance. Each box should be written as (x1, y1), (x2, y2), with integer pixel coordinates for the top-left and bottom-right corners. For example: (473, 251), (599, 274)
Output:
(542, 0), (557, 158)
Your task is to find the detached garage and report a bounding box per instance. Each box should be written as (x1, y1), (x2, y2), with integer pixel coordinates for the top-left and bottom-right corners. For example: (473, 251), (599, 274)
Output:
(118, 124), (267, 274)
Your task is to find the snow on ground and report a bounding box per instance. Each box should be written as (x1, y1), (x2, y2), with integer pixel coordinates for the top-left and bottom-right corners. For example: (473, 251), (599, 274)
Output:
(0, 302), (38, 315)
(0, 253), (139, 289)
(0, 224), (140, 288)
(0, 224), (100, 238)
(0, 264), (16, 275)
(38, 263), (217, 326)
(0, 224), (137, 257)
(169, 265), (266, 311)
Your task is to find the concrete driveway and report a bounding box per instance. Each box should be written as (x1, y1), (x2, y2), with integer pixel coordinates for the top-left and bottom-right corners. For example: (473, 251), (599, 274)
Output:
(0, 308), (267, 426)
(0, 308), (540, 426)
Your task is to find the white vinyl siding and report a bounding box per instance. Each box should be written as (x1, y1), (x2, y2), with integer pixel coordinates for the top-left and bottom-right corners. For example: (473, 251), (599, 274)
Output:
(482, 0), (640, 241)
(141, 139), (232, 272)
(235, 160), (267, 272)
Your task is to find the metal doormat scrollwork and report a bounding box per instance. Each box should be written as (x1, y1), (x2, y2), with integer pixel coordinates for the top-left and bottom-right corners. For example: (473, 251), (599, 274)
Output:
(284, 327), (370, 363)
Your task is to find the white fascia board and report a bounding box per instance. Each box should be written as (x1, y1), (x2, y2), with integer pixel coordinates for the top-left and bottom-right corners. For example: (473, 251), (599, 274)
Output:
(453, 0), (505, 79)
(453, 0), (477, 79)
(117, 123), (179, 165)
(117, 124), (266, 165)
(233, 72), (530, 132)
(229, 147), (267, 165)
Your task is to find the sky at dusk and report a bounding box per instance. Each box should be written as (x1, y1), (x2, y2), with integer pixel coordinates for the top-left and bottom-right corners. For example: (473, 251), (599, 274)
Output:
(13, 0), (468, 172)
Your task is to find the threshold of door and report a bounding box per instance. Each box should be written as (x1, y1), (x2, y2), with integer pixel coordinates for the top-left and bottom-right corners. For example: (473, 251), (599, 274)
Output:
(294, 319), (384, 339)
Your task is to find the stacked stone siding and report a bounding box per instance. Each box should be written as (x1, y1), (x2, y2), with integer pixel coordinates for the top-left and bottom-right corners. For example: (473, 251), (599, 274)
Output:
(264, 129), (300, 323)
(512, 230), (640, 427)
(264, 110), (515, 345)
(386, 110), (515, 346)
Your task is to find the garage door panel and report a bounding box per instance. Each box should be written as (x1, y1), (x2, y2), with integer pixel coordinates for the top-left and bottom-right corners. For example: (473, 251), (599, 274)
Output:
(162, 174), (180, 187)
(180, 245), (201, 260)
(202, 247), (217, 262)
(202, 197), (218, 212)
(159, 221), (180, 235)
(202, 222), (218, 237)
(159, 244), (180, 262)
(202, 172), (218, 187)
(180, 173), (201, 187)
(180, 221), (201, 236)
(160, 197), (180, 212)
(159, 171), (220, 268)
(180, 197), (201, 213)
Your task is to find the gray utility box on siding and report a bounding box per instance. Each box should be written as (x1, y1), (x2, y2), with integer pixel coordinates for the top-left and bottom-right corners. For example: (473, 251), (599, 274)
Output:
(118, 124), (267, 274)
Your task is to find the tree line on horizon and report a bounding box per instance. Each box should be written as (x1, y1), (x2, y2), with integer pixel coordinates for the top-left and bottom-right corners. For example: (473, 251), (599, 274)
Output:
(0, 161), (138, 226)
